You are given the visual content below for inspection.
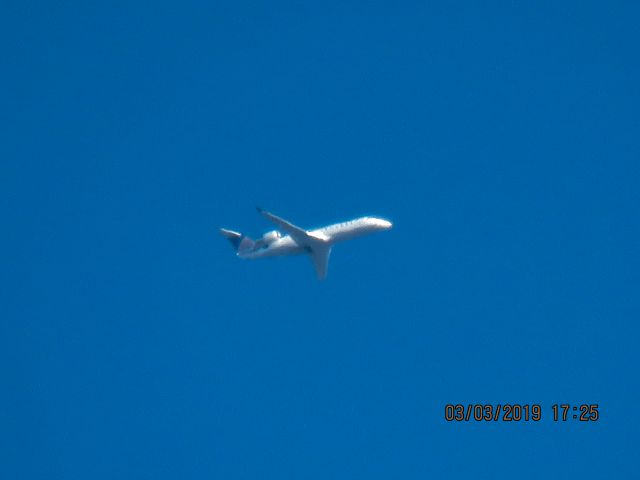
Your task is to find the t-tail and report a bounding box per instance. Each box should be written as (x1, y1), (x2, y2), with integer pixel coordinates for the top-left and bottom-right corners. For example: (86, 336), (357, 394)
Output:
(220, 228), (255, 255)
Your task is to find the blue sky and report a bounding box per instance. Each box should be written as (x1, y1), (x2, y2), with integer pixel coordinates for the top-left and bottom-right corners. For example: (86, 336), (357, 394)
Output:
(2, 1), (639, 478)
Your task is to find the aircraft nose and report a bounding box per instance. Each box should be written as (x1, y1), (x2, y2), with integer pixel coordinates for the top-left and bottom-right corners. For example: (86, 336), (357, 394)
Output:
(377, 219), (393, 229)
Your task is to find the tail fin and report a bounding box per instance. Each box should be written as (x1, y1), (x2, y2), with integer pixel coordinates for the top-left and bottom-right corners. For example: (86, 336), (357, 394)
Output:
(220, 228), (254, 254)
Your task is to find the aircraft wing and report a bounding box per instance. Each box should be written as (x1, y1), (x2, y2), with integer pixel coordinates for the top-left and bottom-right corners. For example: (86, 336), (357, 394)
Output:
(310, 244), (332, 280)
(257, 207), (331, 279)
(257, 207), (327, 246)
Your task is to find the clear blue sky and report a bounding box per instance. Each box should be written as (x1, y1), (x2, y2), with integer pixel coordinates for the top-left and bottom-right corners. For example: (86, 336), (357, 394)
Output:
(2, 1), (639, 478)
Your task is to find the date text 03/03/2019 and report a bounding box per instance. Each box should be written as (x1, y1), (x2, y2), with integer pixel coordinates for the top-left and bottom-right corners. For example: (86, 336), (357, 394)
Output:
(443, 404), (600, 422)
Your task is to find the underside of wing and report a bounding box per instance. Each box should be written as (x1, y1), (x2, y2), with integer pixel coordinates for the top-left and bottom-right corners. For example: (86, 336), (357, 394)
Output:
(310, 245), (332, 280)
(257, 208), (334, 279)
(257, 207), (327, 246)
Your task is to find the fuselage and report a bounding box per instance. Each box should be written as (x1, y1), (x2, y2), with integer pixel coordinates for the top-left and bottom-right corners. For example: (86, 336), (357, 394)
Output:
(313, 216), (393, 243)
(239, 216), (392, 259)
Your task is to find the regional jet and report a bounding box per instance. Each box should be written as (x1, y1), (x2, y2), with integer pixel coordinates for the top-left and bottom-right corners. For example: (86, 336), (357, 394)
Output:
(220, 208), (393, 280)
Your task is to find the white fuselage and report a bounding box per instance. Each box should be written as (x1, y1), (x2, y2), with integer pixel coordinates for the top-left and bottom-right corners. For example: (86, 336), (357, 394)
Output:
(239, 216), (392, 259)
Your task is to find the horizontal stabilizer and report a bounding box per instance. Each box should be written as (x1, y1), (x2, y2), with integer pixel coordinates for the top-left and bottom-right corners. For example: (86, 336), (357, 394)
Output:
(220, 228), (254, 254)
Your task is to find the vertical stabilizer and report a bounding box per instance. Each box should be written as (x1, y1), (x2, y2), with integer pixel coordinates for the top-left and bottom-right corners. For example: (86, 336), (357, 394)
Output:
(220, 228), (254, 254)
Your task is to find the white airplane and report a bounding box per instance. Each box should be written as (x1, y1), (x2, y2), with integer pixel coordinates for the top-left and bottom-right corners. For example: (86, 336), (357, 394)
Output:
(221, 208), (393, 280)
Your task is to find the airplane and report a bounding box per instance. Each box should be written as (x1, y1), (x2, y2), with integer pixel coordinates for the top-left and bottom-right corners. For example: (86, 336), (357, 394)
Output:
(220, 208), (393, 280)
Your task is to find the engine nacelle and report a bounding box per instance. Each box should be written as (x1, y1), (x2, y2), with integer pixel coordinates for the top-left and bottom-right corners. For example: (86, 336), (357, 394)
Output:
(261, 230), (282, 244)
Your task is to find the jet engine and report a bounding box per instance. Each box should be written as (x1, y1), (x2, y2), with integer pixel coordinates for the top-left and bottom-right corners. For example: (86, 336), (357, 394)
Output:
(261, 230), (282, 244)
